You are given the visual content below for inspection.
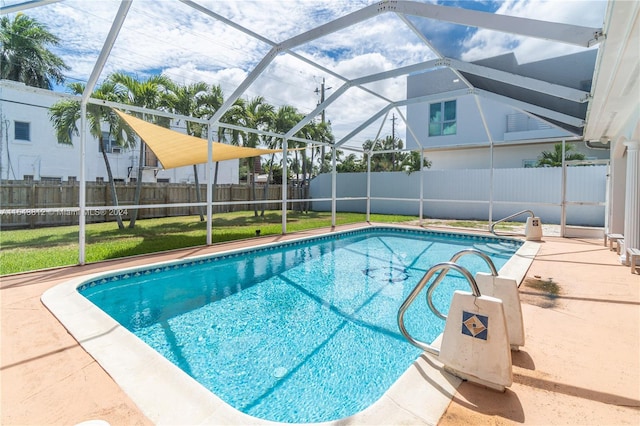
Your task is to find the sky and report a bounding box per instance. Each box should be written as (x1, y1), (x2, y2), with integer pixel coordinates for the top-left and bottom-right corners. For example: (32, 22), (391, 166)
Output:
(3, 0), (608, 150)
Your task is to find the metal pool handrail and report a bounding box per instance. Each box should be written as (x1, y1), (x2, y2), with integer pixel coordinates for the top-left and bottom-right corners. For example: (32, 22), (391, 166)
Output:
(491, 209), (535, 237)
(425, 249), (497, 320)
(397, 262), (480, 355)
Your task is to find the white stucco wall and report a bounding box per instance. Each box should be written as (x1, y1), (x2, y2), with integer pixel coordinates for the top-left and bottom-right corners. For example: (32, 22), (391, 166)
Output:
(0, 80), (239, 184)
(423, 142), (610, 169)
(405, 50), (599, 166)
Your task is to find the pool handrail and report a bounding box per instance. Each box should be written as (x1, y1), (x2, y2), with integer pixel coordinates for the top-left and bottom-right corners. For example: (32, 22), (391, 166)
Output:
(491, 209), (535, 237)
(397, 261), (480, 355)
(425, 249), (498, 320)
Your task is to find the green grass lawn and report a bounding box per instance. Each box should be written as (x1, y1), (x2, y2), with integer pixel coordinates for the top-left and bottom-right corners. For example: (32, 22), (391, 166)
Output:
(0, 211), (416, 275)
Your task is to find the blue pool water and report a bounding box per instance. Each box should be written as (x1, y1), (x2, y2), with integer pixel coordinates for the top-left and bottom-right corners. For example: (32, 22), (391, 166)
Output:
(80, 227), (520, 423)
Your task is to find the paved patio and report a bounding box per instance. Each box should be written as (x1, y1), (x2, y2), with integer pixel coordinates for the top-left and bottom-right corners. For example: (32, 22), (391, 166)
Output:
(2, 224), (639, 425)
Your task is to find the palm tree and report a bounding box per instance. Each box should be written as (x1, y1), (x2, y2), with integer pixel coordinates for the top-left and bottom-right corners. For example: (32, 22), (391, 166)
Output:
(363, 136), (406, 172)
(262, 105), (301, 216)
(162, 80), (210, 221)
(335, 153), (365, 173)
(239, 96), (274, 216)
(107, 72), (171, 228)
(1, 13), (69, 89)
(310, 120), (333, 177)
(536, 143), (585, 167)
(401, 151), (432, 174)
(49, 81), (135, 229)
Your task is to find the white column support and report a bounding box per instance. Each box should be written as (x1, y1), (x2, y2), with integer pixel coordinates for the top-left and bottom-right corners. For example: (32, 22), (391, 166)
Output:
(78, 102), (87, 264)
(473, 95), (495, 227)
(622, 140), (640, 263)
(282, 139), (288, 234)
(561, 140), (567, 236)
(366, 152), (371, 222)
(419, 150), (424, 225)
(331, 145), (337, 227)
(0, 0), (63, 14)
(206, 128), (213, 245)
(76, 0), (131, 265)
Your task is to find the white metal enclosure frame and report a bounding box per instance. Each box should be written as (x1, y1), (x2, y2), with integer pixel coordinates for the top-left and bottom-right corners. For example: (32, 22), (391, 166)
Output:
(2, 0), (606, 264)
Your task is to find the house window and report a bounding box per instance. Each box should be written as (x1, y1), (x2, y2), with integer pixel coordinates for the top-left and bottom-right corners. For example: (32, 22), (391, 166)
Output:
(522, 159), (537, 168)
(429, 100), (456, 136)
(15, 121), (30, 141)
(100, 131), (120, 153)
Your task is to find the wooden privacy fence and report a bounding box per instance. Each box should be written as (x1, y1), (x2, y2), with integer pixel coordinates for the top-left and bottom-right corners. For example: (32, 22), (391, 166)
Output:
(0, 181), (301, 229)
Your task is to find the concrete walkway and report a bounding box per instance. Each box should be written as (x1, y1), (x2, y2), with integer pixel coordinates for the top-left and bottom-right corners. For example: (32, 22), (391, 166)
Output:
(1, 226), (639, 425)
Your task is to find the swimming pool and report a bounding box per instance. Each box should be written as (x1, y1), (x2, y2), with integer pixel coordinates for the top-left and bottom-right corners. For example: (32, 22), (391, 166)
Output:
(73, 227), (519, 423)
(43, 225), (537, 425)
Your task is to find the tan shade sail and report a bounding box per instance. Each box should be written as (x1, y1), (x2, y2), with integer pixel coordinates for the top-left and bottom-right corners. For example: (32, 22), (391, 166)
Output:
(114, 109), (281, 169)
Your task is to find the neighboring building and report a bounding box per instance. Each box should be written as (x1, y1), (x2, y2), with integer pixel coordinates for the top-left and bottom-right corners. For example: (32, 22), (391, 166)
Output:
(0, 80), (239, 184)
(406, 50), (609, 169)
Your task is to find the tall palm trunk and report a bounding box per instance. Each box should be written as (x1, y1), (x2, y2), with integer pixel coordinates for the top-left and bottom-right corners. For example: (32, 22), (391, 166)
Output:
(100, 137), (124, 229)
(193, 164), (204, 221)
(128, 140), (145, 228)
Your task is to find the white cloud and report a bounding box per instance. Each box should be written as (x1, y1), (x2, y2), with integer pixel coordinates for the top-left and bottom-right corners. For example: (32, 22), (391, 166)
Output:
(460, 0), (607, 63)
(6, 0), (606, 147)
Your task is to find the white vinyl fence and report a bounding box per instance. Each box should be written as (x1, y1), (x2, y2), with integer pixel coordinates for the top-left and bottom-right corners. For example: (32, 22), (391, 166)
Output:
(309, 165), (607, 226)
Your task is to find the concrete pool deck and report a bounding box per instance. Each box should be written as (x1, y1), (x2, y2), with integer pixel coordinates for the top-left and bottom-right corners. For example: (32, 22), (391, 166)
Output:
(2, 223), (639, 425)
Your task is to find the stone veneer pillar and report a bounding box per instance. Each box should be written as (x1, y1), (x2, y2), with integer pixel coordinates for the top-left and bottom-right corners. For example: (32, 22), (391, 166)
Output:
(622, 140), (640, 264)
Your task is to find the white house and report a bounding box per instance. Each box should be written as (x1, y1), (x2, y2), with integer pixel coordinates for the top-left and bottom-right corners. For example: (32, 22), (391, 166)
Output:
(0, 80), (239, 184)
(406, 50), (610, 169)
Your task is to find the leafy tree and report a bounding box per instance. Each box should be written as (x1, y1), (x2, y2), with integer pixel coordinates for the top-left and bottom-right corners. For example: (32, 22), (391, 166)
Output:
(401, 151), (432, 174)
(311, 120), (333, 175)
(363, 136), (405, 172)
(262, 105), (302, 216)
(107, 72), (171, 228)
(162, 80), (210, 221)
(335, 152), (366, 173)
(201, 95), (248, 204)
(238, 96), (274, 216)
(49, 81), (135, 229)
(1, 13), (69, 89)
(536, 143), (585, 167)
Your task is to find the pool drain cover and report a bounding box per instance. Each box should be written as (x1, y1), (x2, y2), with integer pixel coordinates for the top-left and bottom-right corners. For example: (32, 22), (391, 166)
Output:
(273, 367), (287, 378)
(362, 267), (409, 283)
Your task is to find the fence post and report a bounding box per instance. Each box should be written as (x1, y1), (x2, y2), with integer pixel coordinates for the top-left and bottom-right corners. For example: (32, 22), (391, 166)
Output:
(29, 182), (36, 228)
